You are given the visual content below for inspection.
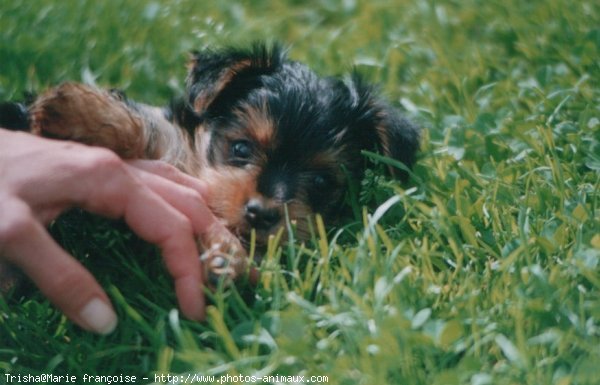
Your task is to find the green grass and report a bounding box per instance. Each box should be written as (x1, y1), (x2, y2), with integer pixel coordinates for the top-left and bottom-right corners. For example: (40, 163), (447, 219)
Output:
(1, 0), (599, 384)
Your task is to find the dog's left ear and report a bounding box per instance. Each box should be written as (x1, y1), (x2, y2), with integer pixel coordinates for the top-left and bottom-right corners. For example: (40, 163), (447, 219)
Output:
(186, 44), (284, 117)
(345, 73), (421, 180)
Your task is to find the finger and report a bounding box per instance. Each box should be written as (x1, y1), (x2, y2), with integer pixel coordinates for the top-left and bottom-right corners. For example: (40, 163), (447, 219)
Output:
(0, 198), (117, 334)
(127, 160), (210, 199)
(124, 166), (215, 319)
(128, 167), (249, 280)
(126, 166), (240, 289)
(125, 164), (230, 240)
(70, 151), (205, 320)
(101, 182), (204, 320)
(175, 274), (205, 321)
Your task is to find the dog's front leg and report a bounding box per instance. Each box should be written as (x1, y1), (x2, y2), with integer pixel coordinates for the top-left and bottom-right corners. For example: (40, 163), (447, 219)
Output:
(30, 83), (149, 159)
(30, 83), (198, 171)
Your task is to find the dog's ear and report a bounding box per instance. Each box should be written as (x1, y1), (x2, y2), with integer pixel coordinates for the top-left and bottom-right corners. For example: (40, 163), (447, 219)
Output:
(345, 73), (420, 180)
(186, 43), (284, 117)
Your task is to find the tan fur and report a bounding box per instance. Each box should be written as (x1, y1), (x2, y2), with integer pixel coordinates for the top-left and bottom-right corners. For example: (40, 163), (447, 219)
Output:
(31, 83), (199, 173)
(235, 102), (274, 149)
(198, 164), (314, 247)
(31, 84), (146, 159)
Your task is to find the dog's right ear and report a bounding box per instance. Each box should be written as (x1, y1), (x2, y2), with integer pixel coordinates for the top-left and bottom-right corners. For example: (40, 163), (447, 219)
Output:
(186, 43), (284, 117)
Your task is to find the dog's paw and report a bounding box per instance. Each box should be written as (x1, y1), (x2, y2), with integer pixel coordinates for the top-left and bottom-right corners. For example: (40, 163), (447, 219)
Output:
(198, 226), (248, 288)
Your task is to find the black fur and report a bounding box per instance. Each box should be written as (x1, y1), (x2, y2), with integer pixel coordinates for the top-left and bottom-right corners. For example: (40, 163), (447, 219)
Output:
(0, 101), (29, 131)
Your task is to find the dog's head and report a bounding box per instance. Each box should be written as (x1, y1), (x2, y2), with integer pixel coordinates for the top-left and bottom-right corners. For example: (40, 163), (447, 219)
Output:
(182, 44), (419, 247)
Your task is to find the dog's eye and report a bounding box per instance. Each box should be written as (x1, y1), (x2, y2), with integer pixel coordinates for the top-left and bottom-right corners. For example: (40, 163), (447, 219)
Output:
(308, 172), (339, 212)
(229, 140), (253, 165)
(313, 175), (325, 187)
(312, 174), (329, 188)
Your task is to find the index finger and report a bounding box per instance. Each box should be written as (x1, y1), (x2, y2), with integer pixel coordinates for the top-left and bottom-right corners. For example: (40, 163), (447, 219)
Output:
(71, 151), (205, 320)
(126, 160), (210, 199)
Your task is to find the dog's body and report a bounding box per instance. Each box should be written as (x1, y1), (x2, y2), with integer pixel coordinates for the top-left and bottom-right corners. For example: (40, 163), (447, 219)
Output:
(1, 43), (420, 284)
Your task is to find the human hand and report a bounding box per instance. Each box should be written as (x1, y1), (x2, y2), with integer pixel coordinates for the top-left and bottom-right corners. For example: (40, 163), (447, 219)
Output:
(0, 128), (234, 334)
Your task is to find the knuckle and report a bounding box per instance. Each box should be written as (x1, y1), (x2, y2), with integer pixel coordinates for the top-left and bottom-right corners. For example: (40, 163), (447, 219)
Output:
(75, 148), (130, 214)
(176, 215), (194, 236)
(158, 215), (195, 259)
(156, 161), (179, 177)
(0, 201), (35, 250)
(159, 162), (189, 185)
(0, 200), (35, 246)
(85, 147), (123, 172)
(160, 215), (195, 249)
(182, 187), (205, 206)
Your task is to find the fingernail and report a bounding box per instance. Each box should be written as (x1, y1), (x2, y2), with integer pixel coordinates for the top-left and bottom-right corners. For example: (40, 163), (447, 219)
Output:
(79, 298), (118, 335)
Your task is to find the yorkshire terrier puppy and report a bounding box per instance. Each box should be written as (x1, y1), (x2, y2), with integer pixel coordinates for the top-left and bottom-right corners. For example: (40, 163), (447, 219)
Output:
(0, 43), (420, 286)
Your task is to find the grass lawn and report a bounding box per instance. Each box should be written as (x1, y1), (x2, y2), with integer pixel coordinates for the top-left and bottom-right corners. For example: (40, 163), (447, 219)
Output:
(1, 0), (599, 384)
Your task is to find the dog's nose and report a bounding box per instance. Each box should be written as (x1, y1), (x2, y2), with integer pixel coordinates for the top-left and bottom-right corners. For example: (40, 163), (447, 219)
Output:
(244, 198), (281, 231)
